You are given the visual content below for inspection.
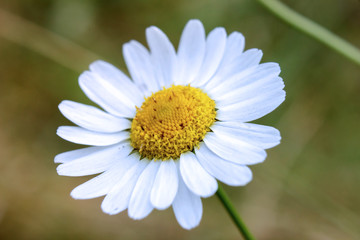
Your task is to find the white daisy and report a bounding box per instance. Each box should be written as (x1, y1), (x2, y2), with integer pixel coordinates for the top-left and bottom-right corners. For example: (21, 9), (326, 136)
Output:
(55, 19), (285, 230)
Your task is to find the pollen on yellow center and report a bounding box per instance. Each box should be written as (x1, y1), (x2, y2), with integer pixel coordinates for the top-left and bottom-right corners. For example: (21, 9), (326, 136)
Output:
(130, 85), (216, 160)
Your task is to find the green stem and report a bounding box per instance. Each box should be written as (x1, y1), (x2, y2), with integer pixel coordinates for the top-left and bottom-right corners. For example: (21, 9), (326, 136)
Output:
(216, 185), (256, 240)
(256, 0), (360, 66)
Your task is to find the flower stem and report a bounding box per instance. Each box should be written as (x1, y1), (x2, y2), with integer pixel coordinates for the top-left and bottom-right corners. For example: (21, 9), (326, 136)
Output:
(255, 0), (360, 66)
(216, 185), (255, 240)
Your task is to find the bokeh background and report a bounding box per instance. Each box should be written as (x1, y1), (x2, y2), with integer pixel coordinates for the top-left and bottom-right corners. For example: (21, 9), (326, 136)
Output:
(0, 0), (359, 239)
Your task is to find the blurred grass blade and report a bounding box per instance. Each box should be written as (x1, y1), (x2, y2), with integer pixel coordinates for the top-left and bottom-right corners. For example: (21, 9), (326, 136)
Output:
(0, 8), (101, 73)
(256, 0), (360, 66)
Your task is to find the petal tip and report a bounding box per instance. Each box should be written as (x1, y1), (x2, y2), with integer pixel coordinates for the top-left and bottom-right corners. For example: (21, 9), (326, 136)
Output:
(56, 164), (65, 176)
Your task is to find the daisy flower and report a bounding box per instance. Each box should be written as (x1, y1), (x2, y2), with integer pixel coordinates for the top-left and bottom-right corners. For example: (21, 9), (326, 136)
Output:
(55, 19), (285, 230)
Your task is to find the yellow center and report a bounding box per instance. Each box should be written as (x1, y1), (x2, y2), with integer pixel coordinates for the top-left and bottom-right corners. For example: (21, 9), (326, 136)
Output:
(130, 85), (216, 160)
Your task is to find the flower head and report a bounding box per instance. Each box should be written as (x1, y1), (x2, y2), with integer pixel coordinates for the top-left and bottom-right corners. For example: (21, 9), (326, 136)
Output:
(55, 19), (285, 229)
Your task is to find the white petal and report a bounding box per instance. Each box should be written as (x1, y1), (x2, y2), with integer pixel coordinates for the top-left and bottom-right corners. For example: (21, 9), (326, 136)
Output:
(180, 152), (217, 197)
(55, 146), (102, 164)
(211, 63), (282, 103)
(146, 26), (177, 88)
(204, 49), (263, 95)
(211, 122), (281, 149)
(57, 126), (129, 146)
(89, 60), (144, 107)
(192, 27), (227, 87)
(123, 40), (159, 95)
(216, 89), (286, 122)
(150, 159), (178, 210)
(195, 142), (253, 186)
(175, 19), (205, 85)
(220, 31), (245, 67)
(56, 142), (132, 176)
(79, 71), (135, 118)
(70, 153), (140, 199)
(59, 100), (131, 133)
(128, 160), (161, 220)
(216, 76), (284, 108)
(201, 31), (246, 90)
(203, 132), (266, 165)
(172, 175), (202, 230)
(101, 158), (149, 215)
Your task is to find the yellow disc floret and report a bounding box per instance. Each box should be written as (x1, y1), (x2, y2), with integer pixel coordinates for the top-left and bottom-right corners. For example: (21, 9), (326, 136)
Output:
(130, 85), (216, 160)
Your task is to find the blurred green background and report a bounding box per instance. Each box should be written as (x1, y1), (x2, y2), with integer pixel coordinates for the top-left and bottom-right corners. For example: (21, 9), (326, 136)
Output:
(0, 0), (359, 239)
